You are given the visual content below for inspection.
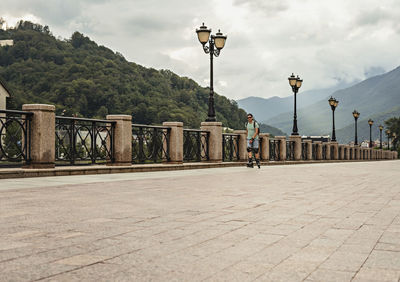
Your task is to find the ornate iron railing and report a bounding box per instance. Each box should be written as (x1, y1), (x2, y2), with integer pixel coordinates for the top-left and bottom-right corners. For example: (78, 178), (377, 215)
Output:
(330, 145), (335, 160)
(312, 143), (317, 160)
(349, 148), (353, 160)
(0, 110), (32, 167)
(222, 133), (239, 162)
(183, 129), (209, 162)
(286, 140), (295, 160)
(55, 117), (115, 165)
(269, 139), (280, 161)
(322, 144), (327, 160)
(132, 124), (170, 163)
(301, 142), (308, 160)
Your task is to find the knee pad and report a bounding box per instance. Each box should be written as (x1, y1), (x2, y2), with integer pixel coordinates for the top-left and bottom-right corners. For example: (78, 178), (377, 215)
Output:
(247, 147), (252, 152)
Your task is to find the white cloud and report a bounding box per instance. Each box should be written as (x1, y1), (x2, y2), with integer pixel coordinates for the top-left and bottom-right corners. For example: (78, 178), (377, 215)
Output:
(1, 0), (400, 100)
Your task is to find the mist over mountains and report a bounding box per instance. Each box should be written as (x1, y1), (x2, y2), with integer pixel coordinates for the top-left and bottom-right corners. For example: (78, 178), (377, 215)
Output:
(238, 66), (400, 143)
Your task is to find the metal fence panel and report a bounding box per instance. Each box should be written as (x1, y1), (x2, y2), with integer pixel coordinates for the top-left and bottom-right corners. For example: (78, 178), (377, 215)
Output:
(183, 129), (209, 162)
(0, 110), (32, 167)
(222, 133), (239, 162)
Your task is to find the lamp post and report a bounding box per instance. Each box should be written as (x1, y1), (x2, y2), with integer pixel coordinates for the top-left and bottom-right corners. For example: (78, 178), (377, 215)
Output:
(288, 73), (303, 135)
(196, 23), (227, 122)
(368, 119), (374, 148)
(352, 110), (360, 145)
(379, 125), (383, 149)
(386, 129), (391, 150)
(328, 97), (339, 142)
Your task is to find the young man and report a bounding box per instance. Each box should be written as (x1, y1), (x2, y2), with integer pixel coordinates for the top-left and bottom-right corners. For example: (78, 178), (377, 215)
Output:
(246, 113), (260, 168)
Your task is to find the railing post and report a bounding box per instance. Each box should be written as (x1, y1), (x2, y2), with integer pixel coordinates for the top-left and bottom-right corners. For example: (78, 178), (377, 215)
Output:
(22, 104), (55, 168)
(201, 122), (222, 162)
(304, 140), (312, 160)
(106, 115), (131, 166)
(339, 145), (344, 160)
(331, 142), (338, 160)
(163, 122), (183, 163)
(275, 136), (286, 161)
(259, 133), (270, 161)
(325, 142), (331, 160)
(345, 145), (350, 160)
(314, 141), (323, 160)
(234, 130), (247, 161)
(289, 135), (301, 161)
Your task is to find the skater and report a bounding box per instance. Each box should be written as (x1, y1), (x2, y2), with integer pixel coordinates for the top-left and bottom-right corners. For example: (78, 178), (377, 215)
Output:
(246, 113), (260, 168)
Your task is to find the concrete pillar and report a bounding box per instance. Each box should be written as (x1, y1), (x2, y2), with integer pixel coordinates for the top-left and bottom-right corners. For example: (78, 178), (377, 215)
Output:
(163, 122), (183, 163)
(275, 136), (286, 161)
(106, 115), (131, 166)
(234, 130), (247, 161)
(289, 135), (302, 161)
(325, 142), (331, 160)
(355, 146), (360, 160)
(345, 145), (350, 160)
(351, 146), (355, 160)
(22, 104), (55, 168)
(331, 142), (338, 160)
(259, 133), (270, 161)
(315, 141), (323, 160)
(339, 145), (345, 160)
(201, 122), (222, 162)
(304, 140), (312, 160)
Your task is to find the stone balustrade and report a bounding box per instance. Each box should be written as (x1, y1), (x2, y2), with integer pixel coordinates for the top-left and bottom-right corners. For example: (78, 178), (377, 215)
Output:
(2, 104), (397, 168)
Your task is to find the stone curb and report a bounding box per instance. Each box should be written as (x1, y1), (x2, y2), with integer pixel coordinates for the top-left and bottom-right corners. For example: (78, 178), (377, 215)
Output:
(0, 159), (396, 179)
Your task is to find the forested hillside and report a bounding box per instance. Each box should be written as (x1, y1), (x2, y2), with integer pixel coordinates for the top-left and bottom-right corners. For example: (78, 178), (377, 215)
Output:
(0, 21), (247, 129)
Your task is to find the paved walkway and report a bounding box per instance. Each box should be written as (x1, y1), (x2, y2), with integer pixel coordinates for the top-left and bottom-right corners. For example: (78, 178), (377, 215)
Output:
(1, 161), (400, 281)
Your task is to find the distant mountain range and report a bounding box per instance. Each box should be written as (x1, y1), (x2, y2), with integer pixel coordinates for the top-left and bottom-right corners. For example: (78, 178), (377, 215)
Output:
(237, 82), (356, 122)
(238, 66), (400, 143)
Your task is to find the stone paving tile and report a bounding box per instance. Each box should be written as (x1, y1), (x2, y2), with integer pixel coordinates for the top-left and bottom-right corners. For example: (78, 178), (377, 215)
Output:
(0, 161), (400, 281)
(352, 267), (400, 282)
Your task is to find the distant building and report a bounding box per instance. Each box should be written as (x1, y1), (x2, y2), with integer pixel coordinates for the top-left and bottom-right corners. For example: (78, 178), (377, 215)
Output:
(0, 77), (11, 111)
(0, 40), (13, 47)
(302, 135), (330, 142)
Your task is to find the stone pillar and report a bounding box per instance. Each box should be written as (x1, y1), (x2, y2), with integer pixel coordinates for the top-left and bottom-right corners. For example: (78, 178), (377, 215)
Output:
(106, 115), (132, 166)
(331, 142), (338, 160)
(325, 142), (331, 160)
(275, 136), (286, 161)
(289, 135), (302, 161)
(234, 130), (248, 161)
(22, 104), (55, 168)
(259, 133), (270, 161)
(163, 122), (183, 163)
(350, 146), (355, 160)
(345, 145), (350, 160)
(355, 146), (360, 160)
(304, 140), (312, 160)
(315, 141), (323, 160)
(201, 122), (222, 162)
(339, 145), (345, 160)
(395, 151), (398, 159)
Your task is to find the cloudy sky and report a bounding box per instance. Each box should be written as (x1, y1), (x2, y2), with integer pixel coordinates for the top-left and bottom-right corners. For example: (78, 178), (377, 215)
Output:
(1, 0), (400, 100)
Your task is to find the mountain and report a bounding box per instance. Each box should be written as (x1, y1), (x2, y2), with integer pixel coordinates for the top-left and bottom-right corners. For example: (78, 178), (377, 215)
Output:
(266, 66), (400, 142)
(334, 105), (400, 144)
(259, 123), (286, 137)
(0, 21), (248, 129)
(236, 82), (356, 123)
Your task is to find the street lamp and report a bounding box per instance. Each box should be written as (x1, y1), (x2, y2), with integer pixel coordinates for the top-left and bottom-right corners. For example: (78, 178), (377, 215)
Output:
(368, 119), (374, 148)
(196, 23), (227, 122)
(386, 129), (391, 150)
(379, 125), (383, 149)
(352, 110), (360, 145)
(328, 97), (339, 142)
(288, 73), (303, 135)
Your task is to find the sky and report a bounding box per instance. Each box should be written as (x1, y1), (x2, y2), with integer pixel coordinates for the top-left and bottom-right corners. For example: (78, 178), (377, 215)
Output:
(1, 0), (400, 100)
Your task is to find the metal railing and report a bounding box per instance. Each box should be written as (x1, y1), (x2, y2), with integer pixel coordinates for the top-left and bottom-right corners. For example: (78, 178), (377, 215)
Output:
(312, 143), (317, 160)
(339, 146), (343, 160)
(301, 142), (308, 160)
(269, 139), (280, 161)
(132, 124), (170, 163)
(286, 140), (295, 160)
(322, 144), (327, 160)
(222, 133), (239, 162)
(0, 110), (32, 167)
(183, 129), (209, 162)
(330, 145), (335, 160)
(55, 116), (115, 165)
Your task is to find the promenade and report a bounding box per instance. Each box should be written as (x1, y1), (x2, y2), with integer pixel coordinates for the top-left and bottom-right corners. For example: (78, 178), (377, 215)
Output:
(1, 161), (400, 281)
